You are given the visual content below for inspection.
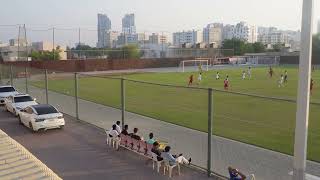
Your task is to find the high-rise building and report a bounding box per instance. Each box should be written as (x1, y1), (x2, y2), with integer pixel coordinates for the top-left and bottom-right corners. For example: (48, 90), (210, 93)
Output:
(318, 20), (320, 34)
(258, 31), (289, 45)
(203, 23), (223, 46)
(173, 30), (203, 47)
(149, 33), (167, 44)
(97, 14), (111, 48)
(222, 25), (235, 40)
(122, 14), (136, 34)
(233, 22), (257, 43)
(105, 31), (119, 48)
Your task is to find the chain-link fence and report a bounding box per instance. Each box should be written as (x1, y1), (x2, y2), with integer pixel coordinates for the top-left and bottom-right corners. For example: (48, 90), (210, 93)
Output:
(1, 63), (320, 180)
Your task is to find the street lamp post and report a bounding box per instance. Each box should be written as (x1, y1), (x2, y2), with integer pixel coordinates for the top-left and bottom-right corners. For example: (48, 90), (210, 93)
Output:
(293, 0), (314, 180)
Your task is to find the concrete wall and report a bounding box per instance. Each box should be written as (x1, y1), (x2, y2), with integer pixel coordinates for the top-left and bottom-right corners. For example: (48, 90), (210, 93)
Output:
(2, 58), (186, 72)
(279, 56), (320, 65)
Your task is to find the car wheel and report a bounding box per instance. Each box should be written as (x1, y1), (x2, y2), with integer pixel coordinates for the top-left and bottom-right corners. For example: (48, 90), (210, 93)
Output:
(29, 122), (35, 132)
(60, 125), (64, 129)
(18, 116), (23, 125)
(13, 109), (17, 116)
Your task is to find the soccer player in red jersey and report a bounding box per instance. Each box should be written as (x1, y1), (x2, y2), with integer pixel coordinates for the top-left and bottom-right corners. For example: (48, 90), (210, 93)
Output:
(269, 66), (273, 78)
(188, 75), (194, 86)
(224, 78), (229, 90)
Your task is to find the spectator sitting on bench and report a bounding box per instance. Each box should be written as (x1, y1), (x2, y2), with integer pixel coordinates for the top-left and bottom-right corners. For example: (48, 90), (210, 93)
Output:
(130, 128), (143, 141)
(161, 146), (191, 166)
(108, 124), (120, 150)
(146, 132), (156, 144)
(115, 121), (121, 134)
(228, 166), (246, 180)
(151, 141), (163, 161)
(121, 124), (129, 135)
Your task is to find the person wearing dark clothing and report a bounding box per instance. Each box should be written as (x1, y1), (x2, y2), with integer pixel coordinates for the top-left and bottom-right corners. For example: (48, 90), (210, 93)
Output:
(151, 142), (163, 161)
(130, 128), (142, 140)
(121, 124), (129, 135)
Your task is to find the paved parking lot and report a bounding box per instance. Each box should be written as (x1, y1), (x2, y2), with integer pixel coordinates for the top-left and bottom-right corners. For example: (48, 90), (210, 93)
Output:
(0, 107), (220, 180)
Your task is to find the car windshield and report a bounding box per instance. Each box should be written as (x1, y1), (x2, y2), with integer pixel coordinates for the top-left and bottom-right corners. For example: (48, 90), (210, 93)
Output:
(34, 106), (59, 115)
(0, 87), (15, 93)
(14, 96), (33, 103)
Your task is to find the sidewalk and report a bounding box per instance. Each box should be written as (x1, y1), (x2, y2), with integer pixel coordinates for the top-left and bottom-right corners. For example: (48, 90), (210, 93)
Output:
(14, 79), (320, 180)
(0, 129), (61, 180)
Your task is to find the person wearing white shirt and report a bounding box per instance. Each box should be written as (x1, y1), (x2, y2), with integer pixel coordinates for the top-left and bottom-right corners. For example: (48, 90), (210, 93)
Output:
(109, 124), (120, 150)
(115, 121), (121, 134)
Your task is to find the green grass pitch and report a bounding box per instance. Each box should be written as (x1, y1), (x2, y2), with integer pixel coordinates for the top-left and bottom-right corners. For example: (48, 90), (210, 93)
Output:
(34, 66), (320, 162)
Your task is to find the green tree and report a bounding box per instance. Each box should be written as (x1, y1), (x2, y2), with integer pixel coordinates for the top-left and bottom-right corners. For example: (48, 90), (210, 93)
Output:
(30, 46), (61, 61)
(222, 38), (247, 56)
(252, 42), (266, 53)
(122, 45), (141, 59)
(272, 43), (284, 52)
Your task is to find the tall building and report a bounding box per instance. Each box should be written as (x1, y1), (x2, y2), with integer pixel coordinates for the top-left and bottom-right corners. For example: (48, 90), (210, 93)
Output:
(122, 14), (136, 34)
(258, 27), (277, 35)
(173, 30), (203, 47)
(105, 31), (119, 48)
(97, 14), (111, 48)
(223, 25), (235, 40)
(233, 22), (257, 43)
(149, 33), (167, 44)
(258, 31), (289, 45)
(117, 33), (138, 46)
(317, 20), (320, 34)
(203, 23), (223, 46)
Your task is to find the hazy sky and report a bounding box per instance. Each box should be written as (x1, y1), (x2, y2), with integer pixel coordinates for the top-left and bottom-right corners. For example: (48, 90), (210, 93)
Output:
(0, 0), (319, 46)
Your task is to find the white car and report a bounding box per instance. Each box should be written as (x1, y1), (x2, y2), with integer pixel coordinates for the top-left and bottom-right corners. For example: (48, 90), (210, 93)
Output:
(5, 94), (38, 116)
(18, 104), (65, 132)
(0, 86), (19, 105)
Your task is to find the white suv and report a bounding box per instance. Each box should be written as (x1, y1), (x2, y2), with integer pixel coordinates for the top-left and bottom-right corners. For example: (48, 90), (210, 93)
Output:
(5, 94), (38, 116)
(0, 86), (19, 105)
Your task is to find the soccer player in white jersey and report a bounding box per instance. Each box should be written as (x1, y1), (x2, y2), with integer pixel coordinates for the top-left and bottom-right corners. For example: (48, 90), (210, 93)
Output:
(247, 66), (252, 79)
(216, 72), (220, 80)
(197, 72), (202, 84)
(242, 70), (246, 80)
(278, 74), (284, 87)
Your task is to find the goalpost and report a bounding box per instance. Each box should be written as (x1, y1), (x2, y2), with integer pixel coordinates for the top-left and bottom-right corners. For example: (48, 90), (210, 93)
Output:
(180, 59), (209, 72)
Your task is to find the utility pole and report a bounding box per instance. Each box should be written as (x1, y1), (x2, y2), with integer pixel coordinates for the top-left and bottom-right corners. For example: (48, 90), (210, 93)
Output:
(78, 28), (81, 59)
(161, 31), (164, 58)
(17, 25), (21, 61)
(24, 24), (28, 61)
(293, 0), (314, 180)
(52, 27), (55, 60)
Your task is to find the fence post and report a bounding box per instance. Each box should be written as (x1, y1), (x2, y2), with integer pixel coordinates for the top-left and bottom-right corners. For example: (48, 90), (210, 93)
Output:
(25, 67), (28, 93)
(207, 88), (213, 177)
(75, 73), (79, 120)
(121, 78), (125, 127)
(10, 65), (13, 86)
(45, 69), (49, 104)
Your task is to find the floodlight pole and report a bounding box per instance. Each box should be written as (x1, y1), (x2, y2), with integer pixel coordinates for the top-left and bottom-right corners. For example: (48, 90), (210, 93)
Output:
(293, 0), (314, 180)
